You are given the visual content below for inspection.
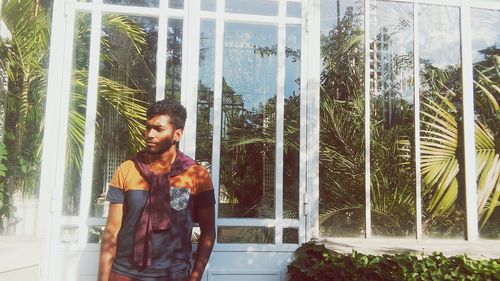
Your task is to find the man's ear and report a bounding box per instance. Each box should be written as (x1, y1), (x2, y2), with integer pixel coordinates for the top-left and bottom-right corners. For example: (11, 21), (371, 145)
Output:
(174, 128), (184, 143)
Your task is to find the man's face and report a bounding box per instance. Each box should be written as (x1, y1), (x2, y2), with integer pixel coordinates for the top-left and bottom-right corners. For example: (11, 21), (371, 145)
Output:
(144, 114), (183, 154)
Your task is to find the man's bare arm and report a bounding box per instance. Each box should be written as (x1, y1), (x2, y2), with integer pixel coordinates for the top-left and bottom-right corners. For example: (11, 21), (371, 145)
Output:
(97, 203), (123, 281)
(190, 205), (215, 281)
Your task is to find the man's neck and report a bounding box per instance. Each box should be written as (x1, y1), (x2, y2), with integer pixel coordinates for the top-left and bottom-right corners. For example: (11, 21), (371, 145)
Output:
(148, 145), (177, 173)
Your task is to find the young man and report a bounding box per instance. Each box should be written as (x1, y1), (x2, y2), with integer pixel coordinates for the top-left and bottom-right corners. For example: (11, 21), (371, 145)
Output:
(98, 100), (216, 281)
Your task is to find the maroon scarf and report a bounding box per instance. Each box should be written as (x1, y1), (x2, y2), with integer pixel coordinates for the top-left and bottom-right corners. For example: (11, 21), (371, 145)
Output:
(132, 150), (196, 269)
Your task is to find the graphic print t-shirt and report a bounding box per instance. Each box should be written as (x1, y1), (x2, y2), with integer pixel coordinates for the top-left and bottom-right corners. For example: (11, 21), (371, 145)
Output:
(106, 158), (215, 278)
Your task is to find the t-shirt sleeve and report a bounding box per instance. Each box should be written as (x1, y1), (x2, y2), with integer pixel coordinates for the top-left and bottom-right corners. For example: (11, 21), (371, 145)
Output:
(194, 166), (216, 208)
(106, 162), (127, 204)
(106, 186), (124, 203)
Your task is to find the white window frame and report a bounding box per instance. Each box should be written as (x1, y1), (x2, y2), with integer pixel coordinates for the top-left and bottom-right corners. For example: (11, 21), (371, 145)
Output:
(39, 0), (311, 278)
(315, 0), (500, 243)
(37, 0), (500, 279)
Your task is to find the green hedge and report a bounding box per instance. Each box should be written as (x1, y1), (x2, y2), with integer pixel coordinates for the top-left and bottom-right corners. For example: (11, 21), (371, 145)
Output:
(287, 242), (500, 281)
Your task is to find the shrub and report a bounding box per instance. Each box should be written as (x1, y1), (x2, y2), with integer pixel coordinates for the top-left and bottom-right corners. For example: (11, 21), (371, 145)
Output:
(288, 242), (500, 281)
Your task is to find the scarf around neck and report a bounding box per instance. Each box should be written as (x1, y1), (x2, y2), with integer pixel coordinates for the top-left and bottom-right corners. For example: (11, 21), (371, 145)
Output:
(132, 150), (196, 269)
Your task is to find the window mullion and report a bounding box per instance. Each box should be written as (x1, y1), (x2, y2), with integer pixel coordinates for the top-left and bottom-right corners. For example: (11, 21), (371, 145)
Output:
(211, 0), (226, 224)
(413, 2), (423, 240)
(77, 0), (103, 247)
(460, 2), (479, 241)
(275, 0), (287, 245)
(364, 0), (372, 239)
(155, 0), (168, 101)
(181, 0), (201, 157)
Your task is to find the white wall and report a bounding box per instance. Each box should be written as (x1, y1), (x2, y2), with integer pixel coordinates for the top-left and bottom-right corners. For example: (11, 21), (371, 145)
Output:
(0, 237), (41, 281)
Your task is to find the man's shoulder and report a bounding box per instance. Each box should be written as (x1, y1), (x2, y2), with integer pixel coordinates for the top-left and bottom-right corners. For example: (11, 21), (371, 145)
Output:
(185, 164), (211, 179)
(113, 159), (143, 181)
(120, 159), (136, 167)
(184, 164), (213, 194)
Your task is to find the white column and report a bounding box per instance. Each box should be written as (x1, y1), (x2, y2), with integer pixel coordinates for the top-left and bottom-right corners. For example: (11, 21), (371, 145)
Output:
(305, 0), (321, 240)
(38, 0), (76, 280)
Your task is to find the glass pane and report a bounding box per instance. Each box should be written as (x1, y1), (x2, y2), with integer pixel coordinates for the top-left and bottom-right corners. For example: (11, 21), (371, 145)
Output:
(192, 225), (201, 243)
(418, 5), (464, 238)
(61, 225), (79, 243)
(219, 23), (277, 218)
(284, 25), (301, 220)
(319, 0), (365, 237)
(62, 13), (91, 217)
(196, 20), (216, 166)
(103, 0), (159, 7)
(90, 15), (156, 218)
(201, 0), (216, 11)
(286, 2), (301, 18)
(88, 225), (104, 243)
(225, 0), (278, 16)
(166, 18), (183, 101)
(471, 8), (500, 239)
(283, 227), (299, 244)
(169, 0), (184, 9)
(320, 0), (356, 34)
(370, 1), (415, 237)
(217, 226), (274, 243)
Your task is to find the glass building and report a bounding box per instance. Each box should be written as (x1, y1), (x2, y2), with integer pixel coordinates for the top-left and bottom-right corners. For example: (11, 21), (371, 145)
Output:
(0, 0), (498, 280)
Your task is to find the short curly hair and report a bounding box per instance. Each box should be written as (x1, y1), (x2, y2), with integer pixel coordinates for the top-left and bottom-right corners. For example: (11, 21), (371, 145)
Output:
(146, 99), (187, 129)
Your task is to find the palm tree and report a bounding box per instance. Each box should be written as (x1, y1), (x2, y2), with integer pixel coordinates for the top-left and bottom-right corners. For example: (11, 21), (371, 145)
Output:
(398, 55), (499, 235)
(0, 0), (148, 224)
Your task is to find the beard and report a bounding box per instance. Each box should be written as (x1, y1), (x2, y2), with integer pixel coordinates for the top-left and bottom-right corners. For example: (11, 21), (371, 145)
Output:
(145, 139), (176, 155)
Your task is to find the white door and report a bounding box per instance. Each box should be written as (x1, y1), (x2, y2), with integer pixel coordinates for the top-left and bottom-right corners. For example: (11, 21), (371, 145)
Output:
(39, 0), (315, 280)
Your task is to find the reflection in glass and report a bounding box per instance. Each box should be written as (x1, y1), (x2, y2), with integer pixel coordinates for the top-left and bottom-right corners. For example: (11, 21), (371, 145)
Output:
(89, 15), (155, 218)
(169, 0), (184, 9)
(191, 226), (200, 243)
(166, 18), (183, 101)
(61, 225), (79, 243)
(286, 2), (301, 18)
(225, 0), (278, 16)
(418, 5), (463, 238)
(471, 9), (500, 239)
(88, 225), (104, 243)
(370, 1), (415, 237)
(0, 1), (49, 236)
(219, 23), (277, 218)
(201, 0), (216, 11)
(319, 0), (365, 237)
(63, 13), (91, 216)
(284, 25), (301, 220)
(103, 0), (158, 7)
(283, 227), (299, 244)
(196, 20), (216, 166)
(217, 226), (274, 243)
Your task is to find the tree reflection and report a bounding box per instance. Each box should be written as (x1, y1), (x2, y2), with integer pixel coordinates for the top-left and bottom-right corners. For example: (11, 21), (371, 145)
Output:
(319, 2), (499, 238)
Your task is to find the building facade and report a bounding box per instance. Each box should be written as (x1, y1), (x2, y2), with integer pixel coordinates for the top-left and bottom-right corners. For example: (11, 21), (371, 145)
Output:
(0, 0), (498, 280)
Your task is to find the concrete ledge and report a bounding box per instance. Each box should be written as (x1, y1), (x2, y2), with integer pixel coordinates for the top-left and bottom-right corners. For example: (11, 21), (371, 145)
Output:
(321, 238), (500, 259)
